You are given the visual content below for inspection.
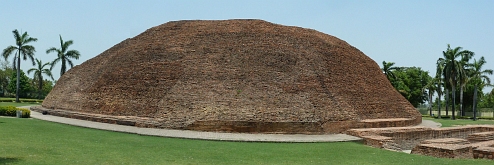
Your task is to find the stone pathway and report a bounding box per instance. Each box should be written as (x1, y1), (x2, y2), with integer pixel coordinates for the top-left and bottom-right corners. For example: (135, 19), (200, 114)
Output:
(417, 119), (442, 128)
(23, 106), (363, 142)
(22, 106), (441, 143)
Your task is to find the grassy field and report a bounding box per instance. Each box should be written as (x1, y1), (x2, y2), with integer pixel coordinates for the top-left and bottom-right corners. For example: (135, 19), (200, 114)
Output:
(426, 117), (494, 127)
(1, 118), (493, 165)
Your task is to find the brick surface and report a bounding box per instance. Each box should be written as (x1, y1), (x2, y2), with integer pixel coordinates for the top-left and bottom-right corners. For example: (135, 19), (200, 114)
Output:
(348, 125), (494, 160)
(41, 19), (421, 134)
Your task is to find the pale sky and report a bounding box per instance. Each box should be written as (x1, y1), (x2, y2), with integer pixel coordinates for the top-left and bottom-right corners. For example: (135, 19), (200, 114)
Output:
(1, 0), (493, 92)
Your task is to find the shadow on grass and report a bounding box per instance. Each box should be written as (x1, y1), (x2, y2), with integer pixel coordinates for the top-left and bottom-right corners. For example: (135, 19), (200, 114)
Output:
(0, 157), (21, 164)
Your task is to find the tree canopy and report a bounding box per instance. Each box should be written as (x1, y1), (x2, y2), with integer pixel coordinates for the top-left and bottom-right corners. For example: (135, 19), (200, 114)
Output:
(386, 66), (430, 107)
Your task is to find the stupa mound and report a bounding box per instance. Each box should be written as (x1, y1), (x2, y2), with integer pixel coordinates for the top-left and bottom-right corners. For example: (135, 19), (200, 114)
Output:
(41, 19), (421, 134)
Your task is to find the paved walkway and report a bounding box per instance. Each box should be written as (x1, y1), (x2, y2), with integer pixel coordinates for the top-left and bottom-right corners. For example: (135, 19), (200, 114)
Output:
(22, 106), (440, 143)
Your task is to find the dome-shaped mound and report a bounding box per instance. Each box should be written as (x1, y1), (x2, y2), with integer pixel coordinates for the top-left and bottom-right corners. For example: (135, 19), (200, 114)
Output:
(41, 19), (421, 134)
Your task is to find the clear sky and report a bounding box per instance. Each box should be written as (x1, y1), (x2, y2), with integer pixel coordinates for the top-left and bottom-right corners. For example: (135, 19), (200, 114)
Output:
(1, 0), (493, 93)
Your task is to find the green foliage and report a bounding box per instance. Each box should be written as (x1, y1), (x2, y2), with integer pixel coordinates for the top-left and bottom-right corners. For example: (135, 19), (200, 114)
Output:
(381, 61), (399, 80)
(478, 117), (494, 120)
(479, 90), (494, 108)
(0, 106), (30, 118)
(47, 35), (80, 76)
(41, 79), (54, 98)
(2, 29), (38, 102)
(0, 61), (14, 97)
(417, 108), (429, 115)
(28, 58), (54, 99)
(0, 105), (17, 116)
(0, 102), (40, 107)
(17, 108), (31, 117)
(7, 69), (33, 98)
(389, 67), (430, 107)
(0, 97), (43, 103)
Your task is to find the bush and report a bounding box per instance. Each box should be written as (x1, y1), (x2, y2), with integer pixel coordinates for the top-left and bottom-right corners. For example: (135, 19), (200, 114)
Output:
(17, 108), (30, 118)
(0, 106), (30, 118)
(0, 98), (43, 103)
(458, 116), (472, 120)
(0, 106), (18, 116)
(434, 115), (451, 119)
(478, 117), (494, 120)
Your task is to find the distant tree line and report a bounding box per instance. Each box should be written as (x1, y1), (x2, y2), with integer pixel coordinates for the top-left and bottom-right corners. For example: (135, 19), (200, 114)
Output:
(1, 29), (80, 101)
(382, 44), (493, 120)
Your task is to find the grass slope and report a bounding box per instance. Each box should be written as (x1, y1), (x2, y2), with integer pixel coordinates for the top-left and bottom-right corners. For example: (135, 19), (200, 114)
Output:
(1, 118), (493, 165)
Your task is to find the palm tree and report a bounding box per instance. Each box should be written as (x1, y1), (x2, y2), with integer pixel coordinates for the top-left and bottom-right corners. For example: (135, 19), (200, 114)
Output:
(423, 77), (438, 116)
(2, 29), (37, 102)
(27, 59), (54, 99)
(469, 56), (493, 120)
(442, 44), (473, 120)
(46, 35), (80, 76)
(458, 52), (474, 117)
(382, 61), (399, 81)
(435, 58), (445, 118)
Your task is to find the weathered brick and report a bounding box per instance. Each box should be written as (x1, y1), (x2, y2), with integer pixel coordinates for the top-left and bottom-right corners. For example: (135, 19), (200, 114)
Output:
(40, 19), (421, 134)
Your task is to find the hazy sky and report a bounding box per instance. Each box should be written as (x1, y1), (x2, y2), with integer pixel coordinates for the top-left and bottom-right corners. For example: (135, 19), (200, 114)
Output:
(1, 0), (493, 92)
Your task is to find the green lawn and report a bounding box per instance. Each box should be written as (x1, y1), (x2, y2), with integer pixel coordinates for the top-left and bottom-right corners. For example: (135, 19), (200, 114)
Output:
(426, 117), (494, 127)
(1, 118), (493, 165)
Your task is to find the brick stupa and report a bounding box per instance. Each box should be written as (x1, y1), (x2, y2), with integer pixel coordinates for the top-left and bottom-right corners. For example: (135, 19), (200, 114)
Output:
(40, 19), (421, 134)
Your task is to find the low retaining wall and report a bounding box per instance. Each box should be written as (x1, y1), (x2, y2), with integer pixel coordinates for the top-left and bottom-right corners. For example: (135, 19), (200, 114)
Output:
(30, 106), (164, 128)
(31, 106), (420, 134)
(347, 126), (494, 159)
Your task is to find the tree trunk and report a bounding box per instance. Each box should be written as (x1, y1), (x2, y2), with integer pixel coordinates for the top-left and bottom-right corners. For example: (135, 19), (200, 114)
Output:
(473, 85), (478, 121)
(38, 77), (43, 99)
(16, 51), (20, 103)
(429, 92), (433, 116)
(438, 82), (442, 119)
(61, 58), (66, 76)
(445, 89), (449, 116)
(460, 85), (465, 116)
(437, 92), (442, 119)
(452, 85), (456, 120)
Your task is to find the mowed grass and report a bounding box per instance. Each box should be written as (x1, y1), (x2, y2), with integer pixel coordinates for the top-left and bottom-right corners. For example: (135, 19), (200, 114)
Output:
(426, 117), (494, 127)
(1, 118), (494, 165)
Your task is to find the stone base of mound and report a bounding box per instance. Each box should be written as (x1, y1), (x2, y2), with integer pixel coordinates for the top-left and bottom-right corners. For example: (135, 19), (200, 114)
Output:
(347, 126), (494, 159)
(30, 106), (164, 128)
(31, 106), (421, 134)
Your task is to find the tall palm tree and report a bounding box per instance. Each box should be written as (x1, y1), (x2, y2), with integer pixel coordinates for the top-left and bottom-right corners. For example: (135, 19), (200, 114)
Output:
(46, 35), (80, 76)
(2, 29), (37, 102)
(423, 77), (438, 116)
(469, 56), (493, 120)
(442, 44), (473, 120)
(458, 52), (474, 116)
(27, 59), (54, 99)
(382, 61), (399, 81)
(435, 58), (445, 118)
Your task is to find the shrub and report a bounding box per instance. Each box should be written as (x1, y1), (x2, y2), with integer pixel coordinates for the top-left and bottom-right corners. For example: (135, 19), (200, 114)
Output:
(0, 106), (30, 118)
(0, 106), (18, 116)
(17, 108), (30, 118)
(0, 98), (43, 103)
(434, 115), (451, 119)
(458, 116), (472, 120)
(478, 117), (494, 120)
